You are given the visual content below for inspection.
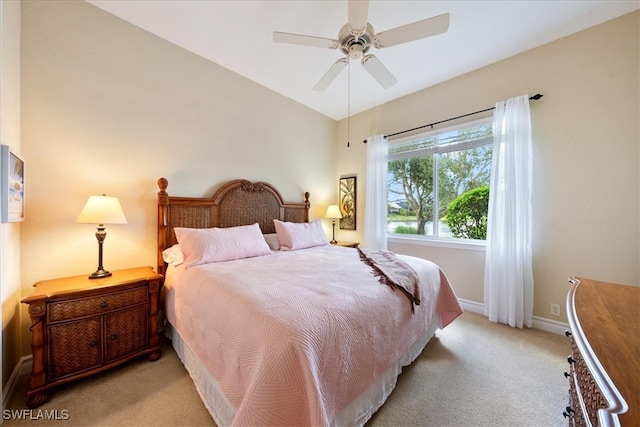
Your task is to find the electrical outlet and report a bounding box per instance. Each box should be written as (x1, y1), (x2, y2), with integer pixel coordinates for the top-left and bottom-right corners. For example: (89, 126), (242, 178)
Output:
(551, 303), (561, 316)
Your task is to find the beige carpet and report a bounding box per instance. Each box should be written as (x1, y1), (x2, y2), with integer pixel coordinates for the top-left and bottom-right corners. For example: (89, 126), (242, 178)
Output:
(5, 312), (570, 426)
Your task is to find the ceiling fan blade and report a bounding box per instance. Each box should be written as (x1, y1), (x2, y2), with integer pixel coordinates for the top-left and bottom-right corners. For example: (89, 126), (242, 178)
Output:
(361, 54), (397, 89)
(273, 32), (339, 49)
(313, 58), (349, 91)
(374, 13), (450, 48)
(348, 0), (369, 35)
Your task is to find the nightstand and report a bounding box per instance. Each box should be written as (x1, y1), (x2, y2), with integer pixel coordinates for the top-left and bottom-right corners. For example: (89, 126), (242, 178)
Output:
(332, 241), (360, 248)
(21, 266), (163, 408)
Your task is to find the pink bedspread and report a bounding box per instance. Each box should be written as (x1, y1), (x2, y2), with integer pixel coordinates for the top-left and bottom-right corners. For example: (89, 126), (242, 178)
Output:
(164, 245), (462, 426)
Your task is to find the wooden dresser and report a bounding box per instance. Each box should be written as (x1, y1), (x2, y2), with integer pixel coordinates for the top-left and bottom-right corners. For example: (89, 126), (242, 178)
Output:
(21, 266), (163, 408)
(564, 277), (639, 427)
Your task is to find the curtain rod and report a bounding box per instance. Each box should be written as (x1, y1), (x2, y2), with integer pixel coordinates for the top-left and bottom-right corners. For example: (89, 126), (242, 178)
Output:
(363, 93), (543, 143)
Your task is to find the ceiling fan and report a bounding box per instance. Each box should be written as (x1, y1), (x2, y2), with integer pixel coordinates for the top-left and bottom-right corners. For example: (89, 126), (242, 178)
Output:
(273, 0), (450, 91)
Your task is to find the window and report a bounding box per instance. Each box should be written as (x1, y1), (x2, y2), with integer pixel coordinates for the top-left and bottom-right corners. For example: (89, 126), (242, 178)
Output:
(387, 118), (492, 241)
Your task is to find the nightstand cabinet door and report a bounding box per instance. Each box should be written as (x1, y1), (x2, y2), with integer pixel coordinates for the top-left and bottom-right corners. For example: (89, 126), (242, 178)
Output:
(48, 317), (102, 380)
(105, 305), (148, 362)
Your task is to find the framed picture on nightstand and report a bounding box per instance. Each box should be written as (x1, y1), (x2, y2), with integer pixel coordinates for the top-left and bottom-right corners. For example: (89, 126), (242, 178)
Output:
(1, 145), (25, 223)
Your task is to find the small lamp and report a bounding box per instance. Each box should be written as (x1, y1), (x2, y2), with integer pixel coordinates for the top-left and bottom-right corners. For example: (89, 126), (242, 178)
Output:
(325, 205), (342, 244)
(76, 195), (127, 279)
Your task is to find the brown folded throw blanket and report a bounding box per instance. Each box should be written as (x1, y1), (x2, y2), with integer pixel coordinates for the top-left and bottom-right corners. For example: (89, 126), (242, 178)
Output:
(357, 248), (421, 312)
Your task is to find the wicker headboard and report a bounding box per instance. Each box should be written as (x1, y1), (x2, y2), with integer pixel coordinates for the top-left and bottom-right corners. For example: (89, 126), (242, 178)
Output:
(157, 177), (310, 277)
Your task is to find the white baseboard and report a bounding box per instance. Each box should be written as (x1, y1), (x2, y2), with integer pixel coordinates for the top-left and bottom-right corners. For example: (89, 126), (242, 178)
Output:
(458, 298), (568, 335)
(2, 355), (32, 411)
(532, 316), (569, 335)
(458, 298), (484, 314)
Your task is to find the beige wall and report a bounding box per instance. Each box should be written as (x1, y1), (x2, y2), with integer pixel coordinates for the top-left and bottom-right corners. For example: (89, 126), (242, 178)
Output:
(335, 11), (640, 322)
(1, 0), (22, 391)
(18, 1), (337, 355)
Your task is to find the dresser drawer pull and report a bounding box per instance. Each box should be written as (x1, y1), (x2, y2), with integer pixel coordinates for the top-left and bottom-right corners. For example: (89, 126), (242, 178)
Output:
(100, 301), (108, 308)
(89, 341), (98, 347)
(109, 334), (118, 340)
(564, 330), (572, 337)
(562, 406), (575, 419)
(567, 356), (576, 364)
(564, 371), (570, 378)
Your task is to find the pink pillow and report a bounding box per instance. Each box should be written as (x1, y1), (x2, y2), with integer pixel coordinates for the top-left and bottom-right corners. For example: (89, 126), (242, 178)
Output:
(273, 219), (329, 251)
(174, 223), (272, 268)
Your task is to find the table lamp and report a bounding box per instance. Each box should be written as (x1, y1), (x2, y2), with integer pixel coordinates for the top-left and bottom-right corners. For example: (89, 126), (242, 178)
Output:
(325, 204), (342, 244)
(76, 195), (127, 279)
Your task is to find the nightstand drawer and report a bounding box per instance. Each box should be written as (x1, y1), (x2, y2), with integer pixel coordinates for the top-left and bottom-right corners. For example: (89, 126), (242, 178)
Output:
(48, 286), (148, 323)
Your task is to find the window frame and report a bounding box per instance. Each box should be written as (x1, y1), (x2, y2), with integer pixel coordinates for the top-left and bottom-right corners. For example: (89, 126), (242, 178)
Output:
(386, 117), (493, 247)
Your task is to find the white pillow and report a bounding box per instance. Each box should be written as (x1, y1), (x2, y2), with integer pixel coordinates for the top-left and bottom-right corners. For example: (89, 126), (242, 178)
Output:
(162, 244), (184, 266)
(174, 223), (272, 268)
(263, 233), (281, 251)
(273, 219), (329, 251)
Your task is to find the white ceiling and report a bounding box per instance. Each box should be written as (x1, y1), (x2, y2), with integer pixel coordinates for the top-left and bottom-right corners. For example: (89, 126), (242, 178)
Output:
(87, 1), (638, 121)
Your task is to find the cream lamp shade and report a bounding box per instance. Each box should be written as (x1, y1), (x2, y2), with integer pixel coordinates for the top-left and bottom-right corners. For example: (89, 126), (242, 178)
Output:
(325, 205), (342, 219)
(76, 195), (127, 225)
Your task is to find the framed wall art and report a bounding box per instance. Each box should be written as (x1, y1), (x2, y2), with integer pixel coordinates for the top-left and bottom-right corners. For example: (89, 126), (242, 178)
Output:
(339, 175), (356, 230)
(1, 145), (25, 222)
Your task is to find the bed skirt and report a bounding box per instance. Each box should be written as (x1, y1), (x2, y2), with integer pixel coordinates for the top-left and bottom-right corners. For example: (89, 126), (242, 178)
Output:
(166, 313), (441, 427)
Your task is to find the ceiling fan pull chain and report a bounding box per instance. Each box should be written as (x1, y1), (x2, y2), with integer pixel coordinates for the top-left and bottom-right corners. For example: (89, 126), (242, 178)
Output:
(347, 61), (351, 148)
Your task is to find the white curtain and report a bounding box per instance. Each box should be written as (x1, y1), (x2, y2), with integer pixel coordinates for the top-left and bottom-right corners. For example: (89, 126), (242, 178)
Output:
(484, 95), (534, 328)
(363, 134), (388, 250)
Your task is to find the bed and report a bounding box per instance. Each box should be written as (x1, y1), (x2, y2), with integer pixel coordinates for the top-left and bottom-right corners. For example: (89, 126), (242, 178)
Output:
(156, 177), (463, 427)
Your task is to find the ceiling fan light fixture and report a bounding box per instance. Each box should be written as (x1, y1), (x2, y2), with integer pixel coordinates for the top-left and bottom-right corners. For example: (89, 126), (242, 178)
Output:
(349, 44), (364, 59)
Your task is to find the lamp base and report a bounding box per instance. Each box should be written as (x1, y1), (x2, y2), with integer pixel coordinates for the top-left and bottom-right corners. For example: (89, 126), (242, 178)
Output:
(330, 222), (338, 245)
(88, 268), (112, 279)
(89, 227), (112, 279)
